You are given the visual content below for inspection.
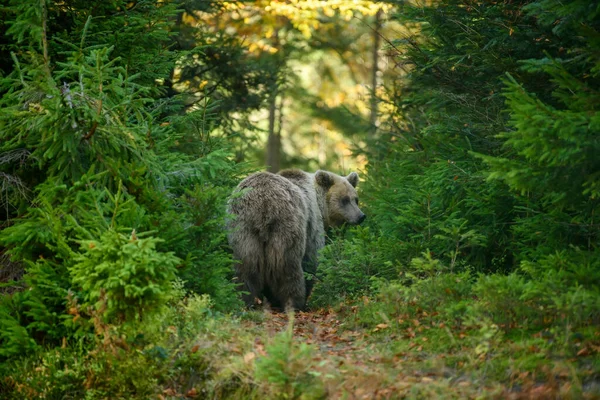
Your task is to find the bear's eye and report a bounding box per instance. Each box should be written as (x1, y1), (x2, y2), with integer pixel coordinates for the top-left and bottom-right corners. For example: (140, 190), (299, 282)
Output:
(340, 196), (350, 206)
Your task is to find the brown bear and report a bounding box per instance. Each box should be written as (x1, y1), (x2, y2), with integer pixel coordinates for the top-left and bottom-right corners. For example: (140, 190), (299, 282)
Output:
(227, 169), (366, 310)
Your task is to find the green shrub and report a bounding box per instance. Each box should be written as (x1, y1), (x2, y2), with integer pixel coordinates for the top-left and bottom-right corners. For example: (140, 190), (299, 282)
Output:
(0, 288), (220, 399)
(520, 250), (600, 328)
(472, 273), (535, 329)
(70, 229), (180, 325)
(254, 314), (326, 400)
(0, 301), (40, 359)
(0, 0), (244, 362)
(473, 249), (600, 331)
(310, 226), (398, 308)
(351, 267), (475, 329)
(166, 183), (243, 311)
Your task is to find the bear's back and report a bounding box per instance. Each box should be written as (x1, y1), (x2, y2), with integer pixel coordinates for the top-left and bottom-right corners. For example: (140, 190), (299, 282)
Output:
(228, 172), (309, 242)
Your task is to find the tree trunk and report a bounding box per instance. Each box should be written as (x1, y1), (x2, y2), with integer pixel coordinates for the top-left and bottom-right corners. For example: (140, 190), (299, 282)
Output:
(266, 90), (280, 172)
(266, 28), (282, 173)
(318, 124), (326, 168)
(369, 9), (382, 136)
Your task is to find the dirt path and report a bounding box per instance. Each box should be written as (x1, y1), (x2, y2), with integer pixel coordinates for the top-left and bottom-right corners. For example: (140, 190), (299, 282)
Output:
(237, 309), (592, 400)
(246, 309), (480, 399)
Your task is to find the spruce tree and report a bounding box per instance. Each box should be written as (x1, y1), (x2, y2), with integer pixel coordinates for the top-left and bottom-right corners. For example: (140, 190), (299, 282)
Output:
(0, 0), (243, 359)
(481, 1), (600, 289)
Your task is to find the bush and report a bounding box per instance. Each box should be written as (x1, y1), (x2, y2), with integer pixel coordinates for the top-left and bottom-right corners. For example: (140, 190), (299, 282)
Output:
(350, 267), (475, 330)
(254, 315), (326, 400)
(1, 288), (219, 399)
(473, 249), (600, 331)
(0, 0), (245, 361)
(472, 273), (535, 329)
(310, 226), (398, 308)
(70, 229), (180, 325)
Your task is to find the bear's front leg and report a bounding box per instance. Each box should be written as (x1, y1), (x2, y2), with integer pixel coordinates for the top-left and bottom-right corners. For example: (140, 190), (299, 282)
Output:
(302, 254), (318, 304)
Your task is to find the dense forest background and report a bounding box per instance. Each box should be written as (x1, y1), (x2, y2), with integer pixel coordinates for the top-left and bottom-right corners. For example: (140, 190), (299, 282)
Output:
(0, 0), (598, 398)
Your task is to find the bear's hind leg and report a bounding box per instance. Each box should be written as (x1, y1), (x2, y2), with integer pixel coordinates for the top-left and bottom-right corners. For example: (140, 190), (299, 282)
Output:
(265, 230), (307, 311)
(232, 231), (265, 308)
(272, 254), (307, 311)
(277, 269), (306, 311)
(263, 285), (283, 310)
(237, 270), (263, 308)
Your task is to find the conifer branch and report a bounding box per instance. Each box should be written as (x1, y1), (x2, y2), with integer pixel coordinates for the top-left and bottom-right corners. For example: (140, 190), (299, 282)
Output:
(82, 83), (103, 141)
(82, 122), (98, 141)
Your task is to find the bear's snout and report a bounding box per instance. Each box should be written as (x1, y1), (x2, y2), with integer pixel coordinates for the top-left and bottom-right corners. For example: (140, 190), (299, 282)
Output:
(348, 212), (366, 225)
(358, 213), (366, 224)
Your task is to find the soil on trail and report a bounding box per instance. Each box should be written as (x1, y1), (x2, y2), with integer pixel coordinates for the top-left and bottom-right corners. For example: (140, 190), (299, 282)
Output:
(263, 309), (359, 358)
(245, 309), (477, 400)
(240, 309), (596, 400)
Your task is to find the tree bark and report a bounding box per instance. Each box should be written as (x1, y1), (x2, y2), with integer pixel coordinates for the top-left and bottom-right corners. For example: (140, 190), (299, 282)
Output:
(369, 9), (382, 136)
(40, 0), (50, 77)
(266, 89), (281, 173)
(266, 28), (282, 173)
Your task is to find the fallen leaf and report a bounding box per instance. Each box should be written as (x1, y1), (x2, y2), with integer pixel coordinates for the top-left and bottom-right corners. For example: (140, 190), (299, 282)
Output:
(186, 387), (198, 398)
(376, 323), (389, 329)
(577, 347), (590, 357)
(518, 371), (530, 380)
(557, 370), (570, 378)
(244, 352), (256, 363)
(190, 344), (199, 353)
(560, 382), (572, 396)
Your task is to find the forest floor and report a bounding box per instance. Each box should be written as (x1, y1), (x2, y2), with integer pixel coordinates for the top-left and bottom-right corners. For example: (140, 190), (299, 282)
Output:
(189, 307), (600, 400)
(4, 297), (599, 399)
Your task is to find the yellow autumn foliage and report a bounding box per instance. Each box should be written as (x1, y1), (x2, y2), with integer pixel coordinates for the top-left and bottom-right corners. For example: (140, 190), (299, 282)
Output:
(222, 0), (390, 40)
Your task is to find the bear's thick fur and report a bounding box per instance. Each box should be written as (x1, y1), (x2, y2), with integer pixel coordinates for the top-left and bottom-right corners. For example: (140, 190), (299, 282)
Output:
(227, 169), (365, 310)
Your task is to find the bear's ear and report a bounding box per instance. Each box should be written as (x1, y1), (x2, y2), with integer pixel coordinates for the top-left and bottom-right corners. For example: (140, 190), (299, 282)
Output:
(315, 170), (334, 189)
(347, 172), (359, 188)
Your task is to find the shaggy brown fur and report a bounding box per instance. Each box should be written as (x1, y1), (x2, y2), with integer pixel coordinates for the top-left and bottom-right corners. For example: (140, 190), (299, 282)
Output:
(227, 169), (365, 310)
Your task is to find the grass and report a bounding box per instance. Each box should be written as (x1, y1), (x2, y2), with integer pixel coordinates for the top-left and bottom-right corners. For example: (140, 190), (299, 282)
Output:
(1, 279), (599, 399)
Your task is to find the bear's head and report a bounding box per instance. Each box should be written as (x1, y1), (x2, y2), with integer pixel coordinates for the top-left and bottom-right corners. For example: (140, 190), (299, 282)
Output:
(315, 170), (366, 227)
